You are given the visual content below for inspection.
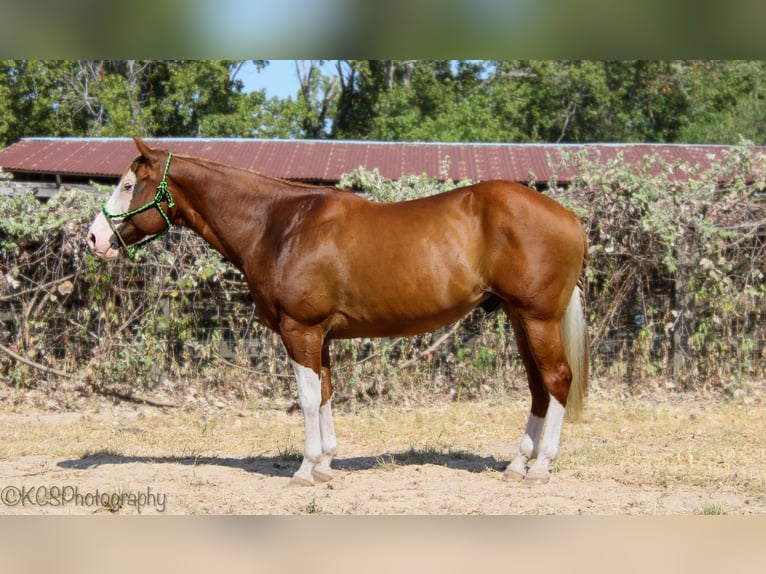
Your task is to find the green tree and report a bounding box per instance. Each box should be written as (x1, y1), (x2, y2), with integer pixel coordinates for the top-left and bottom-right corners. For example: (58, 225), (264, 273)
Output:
(327, 60), (766, 144)
(294, 60), (339, 139)
(481, 60), (695, 143)
(678, 60), (766, 144)
(332, 60), (504, 141)
(0, 60), (270, 145)
(4, 60), (766, 146)
(0, 60), (83, 144)
(147, 60), (256, 137)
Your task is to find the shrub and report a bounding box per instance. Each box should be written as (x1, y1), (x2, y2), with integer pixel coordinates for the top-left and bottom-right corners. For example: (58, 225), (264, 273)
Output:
(1, 148), (764, 403)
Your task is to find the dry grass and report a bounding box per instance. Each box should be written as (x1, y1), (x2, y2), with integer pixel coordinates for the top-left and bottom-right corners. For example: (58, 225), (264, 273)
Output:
(0, 383), (763, 514)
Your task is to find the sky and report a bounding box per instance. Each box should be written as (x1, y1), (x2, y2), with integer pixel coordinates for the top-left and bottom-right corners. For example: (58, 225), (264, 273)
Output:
(238, 60), (298, 99)
(238, 60), (336, 100)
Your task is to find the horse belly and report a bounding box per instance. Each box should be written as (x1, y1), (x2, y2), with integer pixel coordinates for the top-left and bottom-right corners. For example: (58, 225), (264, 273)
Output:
(332, 307), (477, 339)
(333, 260), (485, 338)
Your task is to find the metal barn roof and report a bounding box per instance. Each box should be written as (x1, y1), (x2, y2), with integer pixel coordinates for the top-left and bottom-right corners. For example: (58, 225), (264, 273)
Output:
(0, 137), (759, 185)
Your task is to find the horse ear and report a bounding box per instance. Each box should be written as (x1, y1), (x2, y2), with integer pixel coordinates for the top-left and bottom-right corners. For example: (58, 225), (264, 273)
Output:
(132, 136), (153, 160)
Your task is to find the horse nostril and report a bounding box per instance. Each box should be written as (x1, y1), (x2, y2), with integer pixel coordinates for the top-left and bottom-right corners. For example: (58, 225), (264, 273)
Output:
(88, 232), (96, 249)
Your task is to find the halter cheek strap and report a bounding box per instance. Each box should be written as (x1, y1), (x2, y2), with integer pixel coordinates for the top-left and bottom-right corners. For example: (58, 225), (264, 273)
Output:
(102, 152), (175, 260)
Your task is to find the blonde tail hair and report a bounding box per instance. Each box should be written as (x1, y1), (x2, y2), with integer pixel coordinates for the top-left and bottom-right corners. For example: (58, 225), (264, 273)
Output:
(562, 283), (589, 421)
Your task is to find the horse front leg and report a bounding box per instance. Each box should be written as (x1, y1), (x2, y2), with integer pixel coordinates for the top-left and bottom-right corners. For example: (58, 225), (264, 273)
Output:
(281, 320), (337, 486)
(289, 359), (324, 486)
(506, 412), (544, 480)
(312, 343), (337, 483)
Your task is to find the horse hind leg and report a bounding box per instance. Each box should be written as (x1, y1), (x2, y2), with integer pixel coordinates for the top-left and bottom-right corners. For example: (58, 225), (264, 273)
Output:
(504, 312), (548, 482)
(518, 317), (574, 485)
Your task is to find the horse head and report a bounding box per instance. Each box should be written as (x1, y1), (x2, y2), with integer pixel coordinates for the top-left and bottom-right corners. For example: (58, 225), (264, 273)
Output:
(87, 136), (176, 260)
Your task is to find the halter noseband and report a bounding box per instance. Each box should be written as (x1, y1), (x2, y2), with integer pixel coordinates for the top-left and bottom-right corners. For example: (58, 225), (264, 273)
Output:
(102, 152), (175, 260)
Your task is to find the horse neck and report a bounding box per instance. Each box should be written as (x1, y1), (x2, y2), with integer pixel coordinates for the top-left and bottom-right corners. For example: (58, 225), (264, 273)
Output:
(171, 157), (284, 269)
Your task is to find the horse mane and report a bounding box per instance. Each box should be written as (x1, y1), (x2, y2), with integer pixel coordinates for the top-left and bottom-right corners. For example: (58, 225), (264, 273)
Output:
(172, 152), (345, 194)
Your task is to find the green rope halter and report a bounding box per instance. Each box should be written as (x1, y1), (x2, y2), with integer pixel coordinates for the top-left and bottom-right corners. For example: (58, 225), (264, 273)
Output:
(102, 152), (175, 260)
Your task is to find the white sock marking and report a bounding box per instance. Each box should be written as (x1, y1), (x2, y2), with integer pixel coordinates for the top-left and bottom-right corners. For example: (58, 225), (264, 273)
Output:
(507, 412), (544, 476)
(319, 400), (337, 458)
(527, 396), (566, 477)
(314, 399), (338, 480)
(520, 413), (544, 459)
(291, 360), (322, 482)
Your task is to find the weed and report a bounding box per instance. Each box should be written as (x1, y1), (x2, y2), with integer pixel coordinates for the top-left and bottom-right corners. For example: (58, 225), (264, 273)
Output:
(373, 454), (398, 471)
(400, 445), (444, 465)
(80, 448), (123, 459)
(699, 504), (727, 515)
(302, 498), (322, 514)
(276, 444), (302, 462)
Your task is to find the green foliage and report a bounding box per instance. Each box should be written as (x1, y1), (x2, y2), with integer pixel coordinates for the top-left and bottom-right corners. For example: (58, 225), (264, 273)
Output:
(548, 143), (766, 386)
(0, 187), (100, 255)
(4, 60), (766, 146)
(0, 186), (257, 393)
(0, 60), (267, 144)
(337, 162), (473, 202)
(328, 60), (766, 144)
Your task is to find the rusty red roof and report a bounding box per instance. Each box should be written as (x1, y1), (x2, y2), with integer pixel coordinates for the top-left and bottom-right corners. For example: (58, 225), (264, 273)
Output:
(0, 137), (761, 185)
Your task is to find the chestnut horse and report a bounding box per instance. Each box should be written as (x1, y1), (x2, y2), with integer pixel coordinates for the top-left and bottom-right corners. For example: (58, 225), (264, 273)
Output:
(87, 137), (588, 486)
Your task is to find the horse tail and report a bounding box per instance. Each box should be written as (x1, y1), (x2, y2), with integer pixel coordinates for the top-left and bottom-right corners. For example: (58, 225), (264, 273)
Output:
(562, 279), (589, 422)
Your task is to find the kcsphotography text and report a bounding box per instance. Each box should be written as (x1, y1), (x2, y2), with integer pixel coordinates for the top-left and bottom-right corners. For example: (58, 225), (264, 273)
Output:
(1, 485), (167, 513)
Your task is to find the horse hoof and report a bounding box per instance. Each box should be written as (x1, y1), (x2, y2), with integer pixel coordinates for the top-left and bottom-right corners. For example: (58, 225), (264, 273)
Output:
(523, 471), (550, 486)
(503, 467), (526, 482)
(288, 474), (315, 488)
(312, 468), (334, 483)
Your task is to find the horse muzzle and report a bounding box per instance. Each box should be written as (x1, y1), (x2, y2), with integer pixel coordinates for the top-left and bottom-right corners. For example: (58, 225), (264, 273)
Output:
(87, 213), (122, 260)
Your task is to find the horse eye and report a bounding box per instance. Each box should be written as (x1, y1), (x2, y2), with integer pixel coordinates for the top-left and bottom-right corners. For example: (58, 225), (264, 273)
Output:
(123, 182), (133, 192)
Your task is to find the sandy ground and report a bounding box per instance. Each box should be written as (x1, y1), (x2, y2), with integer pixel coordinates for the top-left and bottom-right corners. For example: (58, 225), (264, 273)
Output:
(0, 390), (764, 515)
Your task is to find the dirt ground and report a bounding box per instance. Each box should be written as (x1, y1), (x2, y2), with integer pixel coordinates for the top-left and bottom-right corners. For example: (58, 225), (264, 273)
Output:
(0, 384), (764, 515)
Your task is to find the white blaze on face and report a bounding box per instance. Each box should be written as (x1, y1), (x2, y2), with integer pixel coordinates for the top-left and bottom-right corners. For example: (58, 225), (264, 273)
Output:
(87, 169), (137, 260)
